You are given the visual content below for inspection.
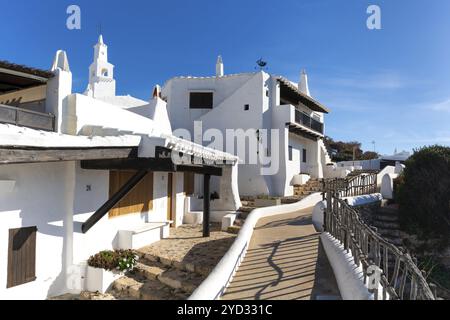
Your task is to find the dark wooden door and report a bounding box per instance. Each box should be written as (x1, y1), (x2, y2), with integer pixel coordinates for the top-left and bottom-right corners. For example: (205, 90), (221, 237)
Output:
(7, 226), (37, 288)
(167, 173), (174, 222)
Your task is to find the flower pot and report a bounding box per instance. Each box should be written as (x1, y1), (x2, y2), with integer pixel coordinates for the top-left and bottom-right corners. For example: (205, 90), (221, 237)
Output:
(86, 266), (122, 294)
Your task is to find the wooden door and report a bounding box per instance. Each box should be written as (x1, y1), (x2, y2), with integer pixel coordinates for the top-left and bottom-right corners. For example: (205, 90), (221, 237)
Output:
(109, 170), (154, 218)
(167, 173), (173, 221)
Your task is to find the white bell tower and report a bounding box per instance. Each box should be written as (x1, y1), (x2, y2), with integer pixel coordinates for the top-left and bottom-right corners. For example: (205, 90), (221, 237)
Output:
(86, 35), (116, 98)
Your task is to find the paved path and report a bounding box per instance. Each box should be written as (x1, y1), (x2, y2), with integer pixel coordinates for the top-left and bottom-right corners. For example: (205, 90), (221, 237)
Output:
(221, 208), (341, 300)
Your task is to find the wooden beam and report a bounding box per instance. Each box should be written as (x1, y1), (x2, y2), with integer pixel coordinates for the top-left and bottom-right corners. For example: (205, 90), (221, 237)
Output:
(176, 165), (222, 176)
(81, 158), (175, 172)
(81, 170), (149, 233)
(0, 146), (138, 165)
(203, 174), (211, 237)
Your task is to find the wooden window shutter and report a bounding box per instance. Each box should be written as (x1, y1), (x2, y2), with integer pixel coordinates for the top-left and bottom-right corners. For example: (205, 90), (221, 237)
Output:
(7, 226), (37, 288)
(184, 172), (195, 196)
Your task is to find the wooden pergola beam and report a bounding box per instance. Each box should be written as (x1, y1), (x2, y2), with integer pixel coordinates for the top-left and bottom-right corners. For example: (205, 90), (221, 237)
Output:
(0, 146), (138, 165)
(81, 159), (223, 176)
(81, 158), (176, 172)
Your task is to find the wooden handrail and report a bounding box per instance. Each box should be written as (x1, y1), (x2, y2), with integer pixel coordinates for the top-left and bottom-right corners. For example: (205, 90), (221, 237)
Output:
(324, 191), (435, 300)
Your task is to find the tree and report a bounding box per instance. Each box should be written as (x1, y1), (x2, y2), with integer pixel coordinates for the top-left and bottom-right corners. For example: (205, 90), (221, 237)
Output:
(324, 136), (363, 162)
(396, 145), (450, 244)
(360, 151), (379, 160)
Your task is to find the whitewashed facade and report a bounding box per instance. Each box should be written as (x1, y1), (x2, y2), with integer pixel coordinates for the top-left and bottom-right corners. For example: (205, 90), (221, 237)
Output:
(162, 58), (332, 197)
(0, 37), (240, 299)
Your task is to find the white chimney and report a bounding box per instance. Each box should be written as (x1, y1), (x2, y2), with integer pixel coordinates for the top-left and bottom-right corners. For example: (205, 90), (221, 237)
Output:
(298, 69), (311, 97)
(216, 55), (224, 77)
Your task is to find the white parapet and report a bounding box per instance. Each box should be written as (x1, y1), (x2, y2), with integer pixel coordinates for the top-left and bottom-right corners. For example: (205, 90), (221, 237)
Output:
(381, 173), (399, 200)
(221, 213), (237, 231)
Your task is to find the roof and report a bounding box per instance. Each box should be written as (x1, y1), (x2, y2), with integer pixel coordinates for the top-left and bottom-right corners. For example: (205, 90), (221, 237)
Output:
(277, 76), (330, 114)
(0, 123), (238, 164)
(97, 95), (149, 109)
(0, 60), (54, 94)
(0, 123), (141, 149)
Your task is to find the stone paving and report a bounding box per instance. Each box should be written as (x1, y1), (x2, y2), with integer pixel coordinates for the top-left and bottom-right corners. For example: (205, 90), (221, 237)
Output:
(222, 208), (341, 300)
(138, 223), (236, 276)
(50, 223), (236, 300)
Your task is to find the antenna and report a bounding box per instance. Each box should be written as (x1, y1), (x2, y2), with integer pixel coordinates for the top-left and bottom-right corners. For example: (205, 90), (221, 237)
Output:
(256, 58), (268, 71)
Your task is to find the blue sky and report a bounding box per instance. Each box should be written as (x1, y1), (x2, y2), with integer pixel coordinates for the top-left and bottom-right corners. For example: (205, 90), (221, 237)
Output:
(1, 0), (449, 155)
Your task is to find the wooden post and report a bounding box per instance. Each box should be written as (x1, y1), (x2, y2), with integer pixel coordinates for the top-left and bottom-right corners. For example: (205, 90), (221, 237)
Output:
(203, 174), (211, 237)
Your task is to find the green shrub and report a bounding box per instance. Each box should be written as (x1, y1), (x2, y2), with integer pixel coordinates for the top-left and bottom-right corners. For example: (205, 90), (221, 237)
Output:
(87, 249), (138, 272)
(396, 145), (450, 243)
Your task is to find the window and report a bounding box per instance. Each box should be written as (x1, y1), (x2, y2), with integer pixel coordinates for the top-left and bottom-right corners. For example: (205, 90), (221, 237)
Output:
(7, 226), (37, 288)
(302, 148), (307, 163)
(189, 92), (213, 109)
(288, 146), (293, 161)
(244, 104), (250, 111)
(266, 89), (269, 97)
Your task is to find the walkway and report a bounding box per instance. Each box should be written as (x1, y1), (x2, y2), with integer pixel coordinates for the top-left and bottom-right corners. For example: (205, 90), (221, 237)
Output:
(221, 208), (341, 300)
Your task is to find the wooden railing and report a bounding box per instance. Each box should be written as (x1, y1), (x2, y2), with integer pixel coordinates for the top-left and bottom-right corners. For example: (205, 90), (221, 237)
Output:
(322, 172), (377, 198)
(294, 109), (324, 134)
(324, 193), (435, 300)
(0, 104), (55, 132)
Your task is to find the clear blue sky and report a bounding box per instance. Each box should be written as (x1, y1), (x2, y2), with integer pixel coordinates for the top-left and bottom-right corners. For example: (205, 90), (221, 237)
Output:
(1, 0), (449, 155)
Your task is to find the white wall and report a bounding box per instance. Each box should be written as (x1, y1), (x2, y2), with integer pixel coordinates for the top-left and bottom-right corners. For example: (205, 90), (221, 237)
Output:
(64, 94), (161, 136)
(0, 161), (175, 299)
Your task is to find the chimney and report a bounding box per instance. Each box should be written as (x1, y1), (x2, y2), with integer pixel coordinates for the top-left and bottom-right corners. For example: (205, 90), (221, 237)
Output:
(216, 55), (224, 77)
(298, 69), (311, 97)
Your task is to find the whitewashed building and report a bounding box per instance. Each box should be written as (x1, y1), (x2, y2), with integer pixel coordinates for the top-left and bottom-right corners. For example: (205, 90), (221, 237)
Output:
(162, 57), (332, 197)
(0, 36), (240, 299)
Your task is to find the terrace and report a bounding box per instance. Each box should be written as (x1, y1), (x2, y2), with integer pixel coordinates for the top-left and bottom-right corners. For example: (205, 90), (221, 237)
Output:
(0, 61), (55, 131)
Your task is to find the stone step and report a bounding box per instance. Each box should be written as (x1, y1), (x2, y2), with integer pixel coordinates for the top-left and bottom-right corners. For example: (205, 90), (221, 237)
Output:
(378, 207), (399, 215)
(135, 261), (166, 280)
(239, 206), (255, 213)
(373, 213), (399, 222)
(112, 275), (188, 300)
(227, 225), (241, 234)
(237, 211), (251, 220)
(158, 268), (205, 294)
(378, 229), (403, 238)
(372, 220), (401, 230)
(138, 253), (212, 278)
(281, 197), (302, 204)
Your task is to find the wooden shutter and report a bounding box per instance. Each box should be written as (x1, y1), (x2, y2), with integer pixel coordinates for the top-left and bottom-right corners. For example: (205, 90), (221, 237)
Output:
(7, 226), (37, 288)
(109, 171), (154, 218)
(184, 172), (195, 196)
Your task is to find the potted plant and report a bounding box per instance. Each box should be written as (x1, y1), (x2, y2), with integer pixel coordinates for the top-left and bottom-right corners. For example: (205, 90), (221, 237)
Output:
(86, 249), (138, 293)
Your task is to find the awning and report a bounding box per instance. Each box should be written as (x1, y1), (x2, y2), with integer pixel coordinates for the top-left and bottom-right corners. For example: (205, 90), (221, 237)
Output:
(0, 60), (54, 94)
(277, 76), (330, 114)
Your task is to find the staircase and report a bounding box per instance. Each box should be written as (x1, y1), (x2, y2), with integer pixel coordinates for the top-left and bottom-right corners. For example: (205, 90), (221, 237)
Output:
(370, 201), (403, 246)
(228, 198), (257, 234)
(291, 178), (323, 198)
(106, 250), (207, 300)
(228, 179), (324, 233)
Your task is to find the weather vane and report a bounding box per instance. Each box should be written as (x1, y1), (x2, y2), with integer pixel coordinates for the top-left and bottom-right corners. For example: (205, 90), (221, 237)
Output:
(256, 58), (268, 71)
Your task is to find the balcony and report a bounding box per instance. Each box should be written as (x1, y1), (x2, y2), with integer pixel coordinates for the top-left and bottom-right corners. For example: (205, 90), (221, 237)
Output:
(276, 104), (324, 141)
(294, 109), (323, 134)
(0, 104), (55, 132)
